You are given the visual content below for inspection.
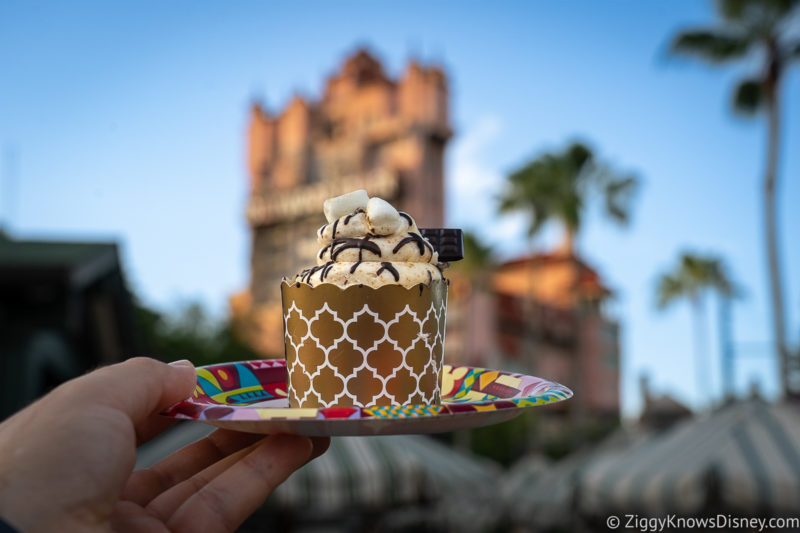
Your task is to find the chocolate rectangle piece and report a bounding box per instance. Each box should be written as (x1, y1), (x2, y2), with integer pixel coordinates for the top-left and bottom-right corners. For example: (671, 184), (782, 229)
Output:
(420, 228), (464, 262)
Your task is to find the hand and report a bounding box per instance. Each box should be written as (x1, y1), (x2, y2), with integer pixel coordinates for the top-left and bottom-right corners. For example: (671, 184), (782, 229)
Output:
(0, 357), (329, 532)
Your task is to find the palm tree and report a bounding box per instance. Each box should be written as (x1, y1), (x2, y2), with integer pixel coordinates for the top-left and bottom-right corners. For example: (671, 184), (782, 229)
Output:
(498, 142), (637, 447)
(497, 142), (637, 253)
(670, 0), (800, 398)
(657, 252), (738, 405)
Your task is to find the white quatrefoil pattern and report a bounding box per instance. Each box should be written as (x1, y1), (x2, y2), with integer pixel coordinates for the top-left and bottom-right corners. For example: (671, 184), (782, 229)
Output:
(281, 282), (448, 408)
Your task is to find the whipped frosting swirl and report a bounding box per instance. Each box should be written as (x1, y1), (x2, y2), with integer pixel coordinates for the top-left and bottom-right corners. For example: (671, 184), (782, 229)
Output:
(291, 195), (444, 288)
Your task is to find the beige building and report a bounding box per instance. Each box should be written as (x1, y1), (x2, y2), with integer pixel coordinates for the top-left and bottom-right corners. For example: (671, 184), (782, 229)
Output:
(446, 246), (620, 418)
(493, 250), (620, 417)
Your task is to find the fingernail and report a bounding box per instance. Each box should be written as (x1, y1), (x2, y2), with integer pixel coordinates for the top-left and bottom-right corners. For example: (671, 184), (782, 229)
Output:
(169, 359), (194, 368)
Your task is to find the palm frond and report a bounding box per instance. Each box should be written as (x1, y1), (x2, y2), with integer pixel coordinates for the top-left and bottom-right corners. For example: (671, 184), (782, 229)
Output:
(497, 192), (522, 214)
(603, 175), (638, 225)
(790, 40), (800, 61)
(565, 142), (593, 171)
(718, 0), (748, 20)
(671, 29), (751, 63)
(732, 78), (764, 115)
(656, 252), (741, 311)
(656, 274), (684, 309)
(457, 231), (495, 276)
(526, 208), (547, 240)
(718, 0), (799, 25)
(559, 193), (582, 233)
(498, 141), (638, 244)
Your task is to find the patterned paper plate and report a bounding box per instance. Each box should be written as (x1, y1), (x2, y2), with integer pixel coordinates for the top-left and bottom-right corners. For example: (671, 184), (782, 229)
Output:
(163, 360), (572, 436)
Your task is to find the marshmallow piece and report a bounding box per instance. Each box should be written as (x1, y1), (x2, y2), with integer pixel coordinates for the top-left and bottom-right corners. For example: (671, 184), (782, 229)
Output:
(323, 189), (369, 223)
(366, 197), (402, 235)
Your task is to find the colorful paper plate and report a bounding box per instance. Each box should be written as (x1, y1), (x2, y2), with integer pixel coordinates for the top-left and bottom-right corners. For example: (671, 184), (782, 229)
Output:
(163, 360), (572, 436)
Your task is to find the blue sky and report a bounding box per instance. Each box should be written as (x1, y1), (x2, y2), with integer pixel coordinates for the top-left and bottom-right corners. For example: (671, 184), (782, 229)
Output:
(2, 1), (798, 415)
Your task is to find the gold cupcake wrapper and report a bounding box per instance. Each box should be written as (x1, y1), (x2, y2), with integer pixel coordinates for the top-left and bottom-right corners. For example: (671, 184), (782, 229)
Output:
(281, 279), (448, 408)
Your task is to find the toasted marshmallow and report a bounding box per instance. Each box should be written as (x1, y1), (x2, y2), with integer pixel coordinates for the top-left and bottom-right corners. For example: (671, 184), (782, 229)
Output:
(323, 189), (369, 223)
(366, 197), (402, 235)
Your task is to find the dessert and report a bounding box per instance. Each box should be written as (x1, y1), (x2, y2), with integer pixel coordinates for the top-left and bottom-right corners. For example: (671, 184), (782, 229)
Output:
(281, 190), (450, 408)
(292, 190), (445, 289)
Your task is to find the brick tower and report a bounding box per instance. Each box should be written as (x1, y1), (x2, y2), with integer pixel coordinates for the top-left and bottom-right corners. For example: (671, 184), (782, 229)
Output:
(232, 49), (452, 355)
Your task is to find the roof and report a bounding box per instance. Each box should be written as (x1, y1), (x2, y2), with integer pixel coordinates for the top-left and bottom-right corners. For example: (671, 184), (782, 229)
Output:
(495, 249), (613, 300)
(137, 423), (502, 529)
(332, 48), (392, 89)
(644, 394), (693, 416)
(502, 428), (651, 529)
(499, 250), (598, 275)
(0, 231), (120, 289)
(579, 400), (800, 515)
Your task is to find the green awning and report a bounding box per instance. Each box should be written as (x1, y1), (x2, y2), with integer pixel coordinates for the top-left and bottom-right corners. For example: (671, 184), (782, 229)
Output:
(137, 425), (502, 530)
(272, 434), (501, 526)
(579, 400), (800, 515)
(501, 428), (648, 529)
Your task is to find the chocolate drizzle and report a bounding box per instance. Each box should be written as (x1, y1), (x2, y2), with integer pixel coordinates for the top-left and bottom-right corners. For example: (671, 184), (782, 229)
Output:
(376, 262), (400, 282)
(318, 242), (332, 260)
(322, 261), (335, 280)
(299, 261), (336, 284)
(392, 232), (434, 256)
(298, 261), (333, 285)
(350, 261), (362, 274)
(330, 238), (381, 261)
(343, 208), (363, 226)
(320, 209), (364, 243)
(398, 212), (413, 227)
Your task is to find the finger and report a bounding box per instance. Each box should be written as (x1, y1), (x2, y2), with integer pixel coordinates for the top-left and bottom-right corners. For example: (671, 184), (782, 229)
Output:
(122, 429), (264, 506)
(166, 435), (313, 532)
(134, 416), (179, 446)
(111, 501), (170, 533)
(144, 434), (321, 522)
(308, 437), (331, 464)
(61, 357), (196, 428)
(146, 440), (263, 521)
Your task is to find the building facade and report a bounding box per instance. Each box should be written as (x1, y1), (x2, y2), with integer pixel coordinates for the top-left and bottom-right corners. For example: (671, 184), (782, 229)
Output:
(0, 233), (138, 420)
(445, 248), (621, 418)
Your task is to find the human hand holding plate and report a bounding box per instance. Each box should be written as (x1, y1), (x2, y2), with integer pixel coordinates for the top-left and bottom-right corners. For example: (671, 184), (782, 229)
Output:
(0, 357), (328, 532)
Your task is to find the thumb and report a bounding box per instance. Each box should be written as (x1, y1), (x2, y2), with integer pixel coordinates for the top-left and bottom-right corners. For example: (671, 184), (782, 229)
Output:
(163, 359), (199, 405)
(70, 357), (197, 425)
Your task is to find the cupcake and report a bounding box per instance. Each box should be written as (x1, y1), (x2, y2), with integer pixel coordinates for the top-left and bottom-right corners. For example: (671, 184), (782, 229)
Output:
(281, 189), (448, 408)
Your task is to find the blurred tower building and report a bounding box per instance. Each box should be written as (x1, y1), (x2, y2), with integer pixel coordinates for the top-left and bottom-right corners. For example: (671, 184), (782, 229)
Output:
(232, 49), (451, 355)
